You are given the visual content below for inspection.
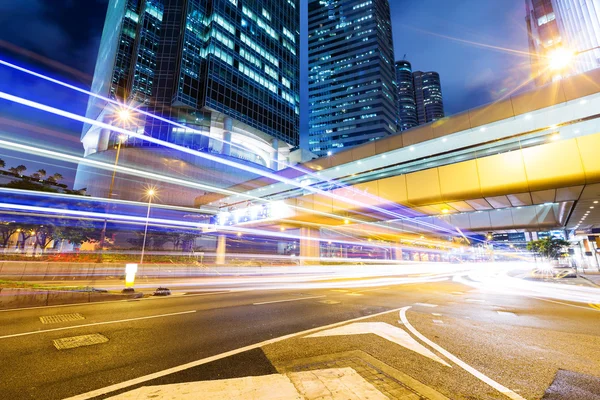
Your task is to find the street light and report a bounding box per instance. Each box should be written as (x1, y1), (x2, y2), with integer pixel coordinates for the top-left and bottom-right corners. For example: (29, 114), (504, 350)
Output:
(140, 188), (156, 264)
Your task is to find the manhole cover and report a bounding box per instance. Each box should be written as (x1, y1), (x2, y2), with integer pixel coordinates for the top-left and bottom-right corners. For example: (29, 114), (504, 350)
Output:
(53, 333), (109, 350)
(40, 313), (85, 324)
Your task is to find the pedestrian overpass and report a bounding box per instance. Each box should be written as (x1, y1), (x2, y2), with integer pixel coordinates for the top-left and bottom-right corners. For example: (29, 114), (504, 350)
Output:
(196, 69), (600, 261)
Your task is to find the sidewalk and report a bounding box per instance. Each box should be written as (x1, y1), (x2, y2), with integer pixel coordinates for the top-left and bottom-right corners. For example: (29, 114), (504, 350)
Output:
(580, 271), (600, 286)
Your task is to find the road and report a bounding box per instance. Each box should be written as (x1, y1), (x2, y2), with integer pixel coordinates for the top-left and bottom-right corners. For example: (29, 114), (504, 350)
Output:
(1, 265), (600, 399)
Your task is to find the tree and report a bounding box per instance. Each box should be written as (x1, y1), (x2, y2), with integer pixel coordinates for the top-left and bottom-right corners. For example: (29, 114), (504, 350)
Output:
(34, 225), (55, 253)
(47, 173), (63, 184)
(31, 169), (47, 180)
(527, 237), (570, 260)
(0, 221), (19, 248)
(0, 158), (5, 169)
(8, 165), (27, 176)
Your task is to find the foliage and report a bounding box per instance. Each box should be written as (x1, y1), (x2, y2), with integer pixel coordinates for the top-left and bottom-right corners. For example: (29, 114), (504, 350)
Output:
(47, 173), (63, 184)
(0, 158), (5, 169)
(8, 165), (27, 175)
(526, 237), (570, 259)
(30, 169), (47, 180)
(2, 179), (59, 193)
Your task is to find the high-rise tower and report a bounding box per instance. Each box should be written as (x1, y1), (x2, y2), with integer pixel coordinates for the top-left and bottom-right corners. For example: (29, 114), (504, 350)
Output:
(395, 60), (418, 131)
(82, 0), (300, 167)
(525, 0), (562, 85)
(552, 0), (600, 76)
(413, 71), (444, 125)
(76, 0), (301, 206)
(307, 0), (397, 157)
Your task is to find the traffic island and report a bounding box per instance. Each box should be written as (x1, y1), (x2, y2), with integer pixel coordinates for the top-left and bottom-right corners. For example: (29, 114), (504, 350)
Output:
(0, 283), (145, 310)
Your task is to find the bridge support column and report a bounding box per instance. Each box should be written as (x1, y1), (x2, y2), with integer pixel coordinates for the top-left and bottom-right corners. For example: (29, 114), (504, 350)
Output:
(216, 234), (226, 265)
(299, 227), (320, 265)
(394, 246), (403, 262)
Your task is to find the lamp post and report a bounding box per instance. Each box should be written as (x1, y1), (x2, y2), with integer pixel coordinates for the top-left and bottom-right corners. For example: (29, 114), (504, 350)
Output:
(140, 188), (155, 265)
(97, 108), (132, 262)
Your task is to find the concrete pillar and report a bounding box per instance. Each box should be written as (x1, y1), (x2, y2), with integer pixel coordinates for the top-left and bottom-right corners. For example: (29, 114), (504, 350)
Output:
(222, 117), (233, 156)
(271, 138), (279, 170)
(299, 227), (320, 265)
(394, 245), (403, 262)
(216, 234), (226, 265)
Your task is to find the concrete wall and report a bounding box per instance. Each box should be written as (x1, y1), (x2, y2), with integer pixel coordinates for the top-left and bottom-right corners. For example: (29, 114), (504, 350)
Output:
(0, 287), (137, 309)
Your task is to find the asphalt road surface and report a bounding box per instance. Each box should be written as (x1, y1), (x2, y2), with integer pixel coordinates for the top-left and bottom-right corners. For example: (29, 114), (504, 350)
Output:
(1, 268), (600, 400)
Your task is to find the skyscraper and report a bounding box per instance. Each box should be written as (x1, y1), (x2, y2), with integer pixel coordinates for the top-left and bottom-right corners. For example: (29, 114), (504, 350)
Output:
(307, 0), (397, 157)
(395, 60), (418, 131)
(525, 0), (562, 85)
(413, 71), (444, 125)
(82, 0), (300, 167)
(525, 0), (600, 85)
(76, 0), (301, 206)
(552, 0), (600, 75)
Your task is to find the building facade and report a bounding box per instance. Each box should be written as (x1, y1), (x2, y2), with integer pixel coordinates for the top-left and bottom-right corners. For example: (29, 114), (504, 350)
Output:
(413, 71), (444, 125)
(525, 0), (562, 85)
(307, 0), (397, 157)
(395, 60), (418, 131)
(81, 0), (300, 170)
(526, 0), (600, 85)
(552, 0), (600, 75)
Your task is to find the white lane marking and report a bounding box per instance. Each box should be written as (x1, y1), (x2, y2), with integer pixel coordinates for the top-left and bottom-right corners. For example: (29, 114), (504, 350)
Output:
(432, 320), (444, 325)
(306, 322), (451, 367)
(497, 311), (517, 317)
(0, 310), (196, 340)
(451, 292), (464, 295)
(64, 307), (407, 400)
(253, 295), (326, 305)
(432, 313), (442, 317)
(399, 307), (525, 400)
(414, 303), (438, 308)
(0, 290), (235, 313)
(465, 299), (485, 303)
(529, 296), (600, 312)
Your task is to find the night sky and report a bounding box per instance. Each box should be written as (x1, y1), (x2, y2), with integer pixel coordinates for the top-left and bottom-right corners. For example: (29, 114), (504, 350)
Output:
(0, 0), (531, 186)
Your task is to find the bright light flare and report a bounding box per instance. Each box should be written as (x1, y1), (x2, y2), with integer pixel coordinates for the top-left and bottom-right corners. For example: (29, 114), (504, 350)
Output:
(548, 48), (575, 71)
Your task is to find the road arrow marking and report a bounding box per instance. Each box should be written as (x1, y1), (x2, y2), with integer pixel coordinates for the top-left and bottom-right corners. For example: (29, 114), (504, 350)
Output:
(306, 322), (451, 367)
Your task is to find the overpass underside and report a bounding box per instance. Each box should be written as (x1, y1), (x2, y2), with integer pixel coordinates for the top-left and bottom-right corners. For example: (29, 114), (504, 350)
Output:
(282, 132), (600, 233)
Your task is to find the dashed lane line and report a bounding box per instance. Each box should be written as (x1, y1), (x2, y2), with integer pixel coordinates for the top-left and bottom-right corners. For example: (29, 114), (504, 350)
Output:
(414, 303), (438, 308)
(0, 310), (196, 340)
(253, 295), (326, 305)
(63, 306), (407, 400)
(399, 306), (526, 400)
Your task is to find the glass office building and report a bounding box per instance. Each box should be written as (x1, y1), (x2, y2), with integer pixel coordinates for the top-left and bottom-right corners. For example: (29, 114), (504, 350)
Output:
(413, 71), (444, 125)
(395, 60), (418, 131)
(552, 0), (600, 76)
(82, 0), (300, 168)
(307, 0), (397, 157)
